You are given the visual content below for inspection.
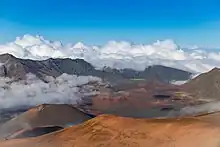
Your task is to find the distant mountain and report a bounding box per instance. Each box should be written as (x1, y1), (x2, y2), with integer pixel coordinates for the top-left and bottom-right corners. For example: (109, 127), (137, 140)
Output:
(0, 54), (97, 80)
(183, 67), (220, 100)
(0, 53), (192, 83)
(119, 65), (192, 83)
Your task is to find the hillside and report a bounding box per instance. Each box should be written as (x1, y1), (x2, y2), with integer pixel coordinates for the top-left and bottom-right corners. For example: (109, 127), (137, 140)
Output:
(0, 104), (91, 139)
(1, 114), (220, 147)
(183, 67), (220, 100)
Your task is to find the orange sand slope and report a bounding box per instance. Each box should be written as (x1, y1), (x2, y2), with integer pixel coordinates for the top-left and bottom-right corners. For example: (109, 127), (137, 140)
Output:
(1, 113), (220, 147)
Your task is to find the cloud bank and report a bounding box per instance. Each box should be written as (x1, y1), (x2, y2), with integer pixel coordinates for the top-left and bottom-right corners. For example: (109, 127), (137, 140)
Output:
(0, 34), (220, 73)
(0, 73), (101, 109)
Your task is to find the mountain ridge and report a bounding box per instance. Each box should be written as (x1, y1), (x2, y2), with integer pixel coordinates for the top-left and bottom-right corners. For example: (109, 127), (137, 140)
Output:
(0, 53), (192, 84)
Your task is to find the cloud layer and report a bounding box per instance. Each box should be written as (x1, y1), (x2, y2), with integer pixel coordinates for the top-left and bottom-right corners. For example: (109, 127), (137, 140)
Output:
(0, 73), (101, 109)
(0, 34), (220, 73)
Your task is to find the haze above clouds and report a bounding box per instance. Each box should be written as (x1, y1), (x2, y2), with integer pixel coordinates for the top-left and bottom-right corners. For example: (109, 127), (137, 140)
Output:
(0, 34), (220, 73)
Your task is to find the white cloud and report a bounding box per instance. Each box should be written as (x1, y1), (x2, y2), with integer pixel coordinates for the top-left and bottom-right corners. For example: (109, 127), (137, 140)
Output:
(170, 80), (188, 85)
(1, 34), (220, 73)
(0, 73), (101, 109)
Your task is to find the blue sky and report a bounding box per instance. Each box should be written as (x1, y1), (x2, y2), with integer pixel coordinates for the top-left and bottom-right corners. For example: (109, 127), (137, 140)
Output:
(1, 0), (220, 47)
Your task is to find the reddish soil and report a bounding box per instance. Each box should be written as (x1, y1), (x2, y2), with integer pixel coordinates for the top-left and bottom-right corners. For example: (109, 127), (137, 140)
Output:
(1, 113), (220, 147)
(79, 80), (204, 118)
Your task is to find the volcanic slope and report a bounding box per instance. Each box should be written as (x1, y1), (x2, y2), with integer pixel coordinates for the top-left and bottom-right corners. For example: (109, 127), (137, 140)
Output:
(0, 104), (91, 139)
(2, 113), (220, 147)
(183, 67), (220, 100)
